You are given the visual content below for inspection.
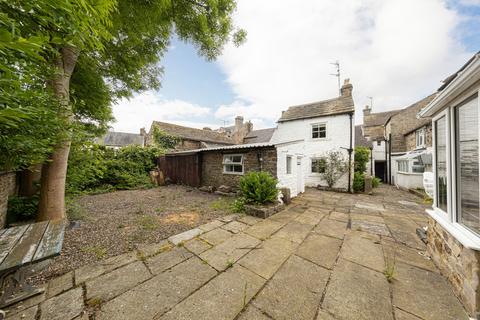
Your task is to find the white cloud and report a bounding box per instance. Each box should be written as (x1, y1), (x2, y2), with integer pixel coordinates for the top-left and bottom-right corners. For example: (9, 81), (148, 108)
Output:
(218, 0), (473, 124)
(111, 92), (211, 133)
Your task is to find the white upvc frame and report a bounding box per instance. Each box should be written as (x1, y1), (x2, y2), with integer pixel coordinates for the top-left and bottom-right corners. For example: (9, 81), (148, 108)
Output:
(429, 91), (480, 250)
(286, 155), (293, 175)
(222, 154), (244, 175)
(415, 127), (426, 149)
(311, 122), (327, 140)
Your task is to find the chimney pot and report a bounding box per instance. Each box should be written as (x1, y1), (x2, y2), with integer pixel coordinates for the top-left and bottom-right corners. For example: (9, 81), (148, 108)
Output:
(340, 78), (353, 97)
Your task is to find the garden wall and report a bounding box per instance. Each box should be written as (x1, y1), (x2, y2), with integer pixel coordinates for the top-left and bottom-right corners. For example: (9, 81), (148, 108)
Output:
(201, 147), (277, 190)
(427, 216), (480, 317)
(0, 172), (17, 228)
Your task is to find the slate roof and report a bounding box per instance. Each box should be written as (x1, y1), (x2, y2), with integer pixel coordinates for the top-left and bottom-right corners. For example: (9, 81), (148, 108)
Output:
(389, 94), (437, 136)
(243, 128), (276, 144)
(354, 125), (372, 148)
(98, 132), (144, 147)
(277, 95), (354, 123)
(150, 121), (234, 145)
(364, 110), (400, 128)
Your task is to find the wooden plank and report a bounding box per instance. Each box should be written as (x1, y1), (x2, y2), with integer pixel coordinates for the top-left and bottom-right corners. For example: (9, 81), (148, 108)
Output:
(32, 220), (66, 262)
(0, 225), (29, 265)
(0, 221), (49, 272)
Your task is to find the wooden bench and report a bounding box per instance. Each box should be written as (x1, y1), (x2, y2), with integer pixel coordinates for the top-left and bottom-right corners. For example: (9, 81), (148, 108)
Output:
(0, 220), (66, 308)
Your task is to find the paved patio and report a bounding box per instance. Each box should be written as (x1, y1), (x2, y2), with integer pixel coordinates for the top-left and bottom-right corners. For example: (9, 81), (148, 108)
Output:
(6, 185), (470, 320)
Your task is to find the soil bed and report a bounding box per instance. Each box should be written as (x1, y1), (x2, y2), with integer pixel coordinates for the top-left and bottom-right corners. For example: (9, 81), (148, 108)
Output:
(33, 185), (235, 283)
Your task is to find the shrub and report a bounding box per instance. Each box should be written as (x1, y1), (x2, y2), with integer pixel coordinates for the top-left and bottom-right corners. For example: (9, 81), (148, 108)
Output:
(321, 151), (349, 188)
(239, 172), (279, 204)
(231, 197), (246, 213)
(354, 146), (370, 173)
(372, 176), (381, 188)
(7, 195), (39, 223)
(353, 172), (365, 193)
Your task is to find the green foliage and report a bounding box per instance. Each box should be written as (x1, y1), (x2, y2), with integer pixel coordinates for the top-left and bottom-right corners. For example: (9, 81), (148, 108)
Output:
(66, 143), (162, 194)
(353, 172), (365, 193)
(354, 146), (370, 173)
(7, 195), (39, 223)
(320, 151), (349, 188)
(231, 197), (246, 213)
(239, 172), (279, 205)
(372, 176), (381, 188)
(152, 127), (181, 150)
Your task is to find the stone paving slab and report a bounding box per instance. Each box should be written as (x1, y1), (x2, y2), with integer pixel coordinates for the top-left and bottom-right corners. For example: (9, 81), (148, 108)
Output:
(395, 308), (423, 320)
(7, 305), (38, 320)
(384, 216), (426, 250)
(313, 218), (347, 239)
(5, 284), (47, 317)
(340, 231), (384, 272)
(96, 257), (217, 320)
(136, 240), (172, 257)
(316, 309), (336, 320)
(392, 262), (469, 320)
(183, 237), (211, 255)
(252, 255), (330, 320)
(146, 246), (192, 275)
(86, 260), (151, 302)
(75, 251), (138, 285)
(46, 271), (73, 299)
(294, 210), (326, 226)
(382, 238), (436, 272)
(323, 258), (393, 320)
(244, 219), (284, 240)
(198, 219), (224, 232)
(199, 228), (233, 245)
(272, 221), (313, 243)
(159, 264), (265, 320)
(237, 305), (271, 320)
(351, 220), (391, 236)
(329, 211), (349, 222)
(200, 233), (260, 271)
(221, 221), (249, 234)
(168, 228), (203, 245)
(239, 237), (298, 279)
(40, 287), (84, 320)
(237, 214), (262, 226)
(296, 233), (342, 269)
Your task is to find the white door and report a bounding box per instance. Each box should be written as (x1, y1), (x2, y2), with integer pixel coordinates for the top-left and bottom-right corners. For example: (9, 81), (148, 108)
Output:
(296, 156), (303, 194)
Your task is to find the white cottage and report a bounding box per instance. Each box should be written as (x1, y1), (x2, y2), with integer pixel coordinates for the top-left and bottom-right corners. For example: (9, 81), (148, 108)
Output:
(418, 51), (480, 316)
(272, 79), (355, 196)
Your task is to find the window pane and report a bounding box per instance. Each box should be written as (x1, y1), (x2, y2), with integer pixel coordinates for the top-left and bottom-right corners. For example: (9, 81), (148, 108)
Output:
(287, 156), (292, 174)
(233, 165), (243, 173)
(436, 116), (448, 212)
(456, 97), (479, 234)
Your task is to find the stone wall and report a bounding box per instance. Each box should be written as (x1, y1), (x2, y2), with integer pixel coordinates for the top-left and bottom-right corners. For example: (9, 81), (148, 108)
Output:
(201, 147), (277, 189)
(0, 172), (17, 228)
(405, 124), (432, 151)
(427, 216), (480, 316)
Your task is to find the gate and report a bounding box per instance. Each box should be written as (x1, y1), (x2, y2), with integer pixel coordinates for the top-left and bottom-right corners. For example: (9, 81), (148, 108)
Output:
(158, 153), (202, 187)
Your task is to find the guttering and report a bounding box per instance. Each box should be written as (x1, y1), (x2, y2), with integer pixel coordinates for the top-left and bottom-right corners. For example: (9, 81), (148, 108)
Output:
(419, 53), (480, 118)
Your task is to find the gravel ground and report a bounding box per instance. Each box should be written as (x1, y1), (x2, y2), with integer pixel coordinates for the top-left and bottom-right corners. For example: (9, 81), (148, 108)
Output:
(33, 185), (235, 283)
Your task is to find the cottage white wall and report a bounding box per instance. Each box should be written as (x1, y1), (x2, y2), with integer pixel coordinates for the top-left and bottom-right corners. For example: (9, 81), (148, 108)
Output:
(372, 141), (386, 160)
(272, 114), (353, 196)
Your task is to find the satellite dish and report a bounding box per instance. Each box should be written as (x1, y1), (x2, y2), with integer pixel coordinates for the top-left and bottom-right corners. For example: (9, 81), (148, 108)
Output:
(423, 172), (434, 199)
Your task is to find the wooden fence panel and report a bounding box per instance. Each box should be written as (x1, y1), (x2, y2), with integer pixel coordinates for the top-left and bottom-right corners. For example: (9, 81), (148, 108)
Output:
(158, 154), (201, 187)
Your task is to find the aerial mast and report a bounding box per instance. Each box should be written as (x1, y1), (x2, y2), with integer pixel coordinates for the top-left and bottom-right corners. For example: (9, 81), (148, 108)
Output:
(330, 60), (341, 95)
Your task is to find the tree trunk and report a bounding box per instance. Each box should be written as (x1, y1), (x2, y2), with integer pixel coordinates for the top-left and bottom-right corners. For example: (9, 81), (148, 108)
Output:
(37, 46), (79, 222)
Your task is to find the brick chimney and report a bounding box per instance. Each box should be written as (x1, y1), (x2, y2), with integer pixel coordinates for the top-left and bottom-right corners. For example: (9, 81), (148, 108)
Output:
(235, 116), (244, 132)
(340, 79), (353, 97)
(363, 105), (371, 117)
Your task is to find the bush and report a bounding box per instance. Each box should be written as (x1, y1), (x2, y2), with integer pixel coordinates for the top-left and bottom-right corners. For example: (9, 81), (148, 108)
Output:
(66, 143), (163, 194)
(7, 195), (39, 223)
(321, 150), (349, 188)
(372, 176), (381, 188)
(239, 172), (279, 205)
(231, 197), (246, 213)
(353, 172), (365, 193)
(354, 146), (370, 173)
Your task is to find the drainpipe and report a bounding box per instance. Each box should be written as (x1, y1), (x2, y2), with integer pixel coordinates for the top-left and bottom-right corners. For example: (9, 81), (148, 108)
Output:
(384, 139), (388, 182)
(369, 146), (373, 176)
(388, 133), (392, 185)
(347, 112), (353, 193)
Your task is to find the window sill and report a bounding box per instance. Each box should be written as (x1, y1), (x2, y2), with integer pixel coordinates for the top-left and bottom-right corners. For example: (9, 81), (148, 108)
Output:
(426, 208), (480, 251)
(397, 171), (424, 175)
(222, 172), (244, 176)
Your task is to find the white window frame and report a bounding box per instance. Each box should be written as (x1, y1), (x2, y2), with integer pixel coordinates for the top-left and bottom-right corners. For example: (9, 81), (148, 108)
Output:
(397, 160), (409, 173)
(222, 154), (244, 175)
(286, 155), (292, 174)
(428, 92), (480, 249)
(311, 123), (327, 140)
(415, 127), (426, 149)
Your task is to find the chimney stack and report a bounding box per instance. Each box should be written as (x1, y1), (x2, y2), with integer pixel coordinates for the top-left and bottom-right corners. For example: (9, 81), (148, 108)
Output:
(363, 105), (371, 117)
(235, 116), (244, 132)
(140, 127), (146, 136)
(340, 79), (353, 97)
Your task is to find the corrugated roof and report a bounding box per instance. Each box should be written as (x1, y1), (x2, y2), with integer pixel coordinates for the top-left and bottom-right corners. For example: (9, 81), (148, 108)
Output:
(98, 132), (144, 147)
(167, 142), (275, 155)
(278, 95), (354, 122)
(243, 128), (276, 143)
(354, 125), (372, 148)
(150, 121), (234, 145)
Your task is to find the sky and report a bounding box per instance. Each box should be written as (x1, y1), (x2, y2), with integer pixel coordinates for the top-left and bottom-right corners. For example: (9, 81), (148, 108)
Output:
(111, 0), (480, 134)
